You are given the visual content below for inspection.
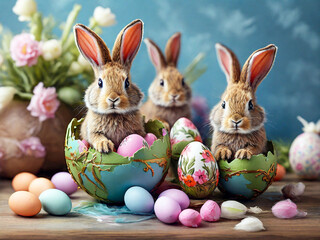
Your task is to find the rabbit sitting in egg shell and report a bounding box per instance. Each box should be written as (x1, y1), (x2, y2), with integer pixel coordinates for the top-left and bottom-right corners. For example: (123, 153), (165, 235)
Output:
(209, 43), (278, 199)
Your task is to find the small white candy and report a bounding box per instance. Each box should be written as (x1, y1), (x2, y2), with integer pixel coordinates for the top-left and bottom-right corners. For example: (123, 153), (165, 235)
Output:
(221, 200), (247, 219)
(234, 217), (265, 232)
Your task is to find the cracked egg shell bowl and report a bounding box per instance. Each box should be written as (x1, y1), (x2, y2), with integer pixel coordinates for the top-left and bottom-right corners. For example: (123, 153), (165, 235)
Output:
(218, 141), (277, 200)
(65, 118), (171, 203)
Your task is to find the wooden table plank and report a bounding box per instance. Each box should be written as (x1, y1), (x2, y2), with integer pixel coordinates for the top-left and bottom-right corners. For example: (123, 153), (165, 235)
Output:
(0, 174), (319, 240)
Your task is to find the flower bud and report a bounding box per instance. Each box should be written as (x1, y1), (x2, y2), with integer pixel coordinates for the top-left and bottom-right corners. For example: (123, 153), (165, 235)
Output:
(93, 7), (116, 27)
(13, 0), (37, 22)
(0, 87), (16, 112)
(41, 39), (62, 61)
(221, 200), (247, 219)
(272, 199), (307, 219)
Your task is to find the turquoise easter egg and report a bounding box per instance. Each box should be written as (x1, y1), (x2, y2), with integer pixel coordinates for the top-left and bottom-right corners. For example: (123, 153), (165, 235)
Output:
(218, 141), (277, 200)
(65, 118), (171, 203)
(39, 189), (72, 215)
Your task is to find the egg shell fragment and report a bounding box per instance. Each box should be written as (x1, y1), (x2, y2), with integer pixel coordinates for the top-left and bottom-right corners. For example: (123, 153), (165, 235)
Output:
(39, 189), (72, 216)
(200, 200), (221, 222)
(117, 134), (148, 157)
(12, 172), (37, 191)
(9, 191), (42, 217)
(179, 209), (202, 228)
(124, 186), (154, 214)
(154, 196), (181, 224)
(28, 177), (55, 197)
(159, 189), (190, 210)
(51, 172), (78, 196)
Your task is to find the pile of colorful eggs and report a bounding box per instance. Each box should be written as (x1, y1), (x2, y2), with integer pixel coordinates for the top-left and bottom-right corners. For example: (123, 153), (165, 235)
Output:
(9, 172), (77, 217)
(123, 186), (220, 227)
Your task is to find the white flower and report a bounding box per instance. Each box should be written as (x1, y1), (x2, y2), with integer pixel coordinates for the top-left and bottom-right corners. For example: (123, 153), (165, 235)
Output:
(41, 39), (62, 61)
(12, 0), (37, 22)
(0, 87), (16, 112)
(93, 7), (116, 27)
(68, 62), (83, 75)
(234, 217), (265, 232)
(78, 55), (91, 71)
(221, 200), (247, 219)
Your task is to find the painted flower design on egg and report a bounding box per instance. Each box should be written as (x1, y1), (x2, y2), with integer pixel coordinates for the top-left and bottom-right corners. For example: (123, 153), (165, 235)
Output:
(178, 141), (219, 199)
(170, 117), (202, 146)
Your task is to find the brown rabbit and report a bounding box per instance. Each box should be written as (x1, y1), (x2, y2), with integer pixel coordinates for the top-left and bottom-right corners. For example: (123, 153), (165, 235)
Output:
(210, 43), (277, 160)
(141, 33), (192, 128)
(74, 20), (146, 153)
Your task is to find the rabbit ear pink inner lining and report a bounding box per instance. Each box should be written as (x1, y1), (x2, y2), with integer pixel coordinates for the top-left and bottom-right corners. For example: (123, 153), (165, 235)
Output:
(76, 27), (99, 65)
(120, 21), (142, 65)
(218, 48), (230, 76)
(249, 48), (276, 86)
(167, 34), (180, 65)
(150, 45), (160, 68)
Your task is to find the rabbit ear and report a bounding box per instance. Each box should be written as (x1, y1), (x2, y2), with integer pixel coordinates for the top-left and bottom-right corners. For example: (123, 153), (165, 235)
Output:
(165, 32), (181, 67)
(144, 38), (166, 72)
(74, 24), (111, 67)
(241, 44), (277, 91)
(112, 19), (143, 68)
(215, 43), (241, 84)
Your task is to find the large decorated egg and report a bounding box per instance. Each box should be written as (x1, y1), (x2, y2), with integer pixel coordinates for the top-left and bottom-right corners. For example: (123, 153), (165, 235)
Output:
(178, 141), (219, 199)
(218, 142), (277, 199)
(289, 117), (320, 179)
(65, 118), (171, 203)
(170, 118), (202, 179)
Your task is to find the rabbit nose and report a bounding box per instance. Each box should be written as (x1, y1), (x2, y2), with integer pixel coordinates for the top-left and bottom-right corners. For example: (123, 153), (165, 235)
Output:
(232, 119), (243, 126)
(107, 97), (120, 104)
(171, 94), (180, 99)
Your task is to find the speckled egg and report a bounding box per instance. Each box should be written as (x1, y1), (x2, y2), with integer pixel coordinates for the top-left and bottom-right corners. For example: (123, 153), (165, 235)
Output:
(177, 141), (219, 199)
(289, 132), (320, 179)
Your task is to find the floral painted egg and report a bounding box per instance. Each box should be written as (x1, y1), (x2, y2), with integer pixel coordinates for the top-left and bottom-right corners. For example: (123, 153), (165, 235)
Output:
(289, 117), (320, 179)
(170, 118), (202, 178)
(218, 141), (277, 199)
(178, 141), (219, 199)
(65, 118), (171, 203)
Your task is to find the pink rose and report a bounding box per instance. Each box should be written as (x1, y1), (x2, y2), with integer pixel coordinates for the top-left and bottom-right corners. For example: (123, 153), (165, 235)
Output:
(27, 82), (60, 121)
(19, 137), (46, 158)
(193, 169), (208, 184)
(10, 33), (41, 67)
(296, 163), (303, 171)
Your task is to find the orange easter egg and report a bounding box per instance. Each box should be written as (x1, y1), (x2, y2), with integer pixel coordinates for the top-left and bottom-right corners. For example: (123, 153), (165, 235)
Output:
(28, 178), (55, 196)
(12, 172), (37, 191)
(9, 191), (42, 217)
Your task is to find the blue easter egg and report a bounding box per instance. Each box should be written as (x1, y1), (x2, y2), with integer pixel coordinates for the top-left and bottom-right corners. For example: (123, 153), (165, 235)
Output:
(124, 186), (154, 214)
(39, 189), (72, 215)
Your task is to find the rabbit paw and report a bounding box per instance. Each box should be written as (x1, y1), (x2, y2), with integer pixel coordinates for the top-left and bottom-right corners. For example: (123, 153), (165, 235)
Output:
(214, 146), (232, 160)
(95, 139), (114, 153)
(235, 149), (253, 159)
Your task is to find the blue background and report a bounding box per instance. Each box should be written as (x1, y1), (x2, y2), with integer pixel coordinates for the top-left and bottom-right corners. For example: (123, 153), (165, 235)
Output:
(1, 0), (319, 141)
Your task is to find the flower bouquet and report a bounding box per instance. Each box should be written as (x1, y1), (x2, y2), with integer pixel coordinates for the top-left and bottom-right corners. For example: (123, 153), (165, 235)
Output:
(0, 0), (116, 178)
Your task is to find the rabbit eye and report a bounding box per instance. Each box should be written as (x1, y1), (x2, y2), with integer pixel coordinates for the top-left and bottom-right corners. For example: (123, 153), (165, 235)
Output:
(248, 99), (254, 110)
(182, 78), (185, 86)
(125, 77), (130, 89)
(160, 79), (164, 87)
(222, 101), (226, 109)
(98, 78), (103, 88)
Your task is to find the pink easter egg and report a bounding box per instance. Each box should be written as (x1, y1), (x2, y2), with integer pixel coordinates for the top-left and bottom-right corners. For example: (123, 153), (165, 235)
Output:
(51, 172), (78, 196)
(179, 209), (202, 228)
(144, 133), (157, 147)
(154, 196), (181, 224)
(200, 200), (221, 222)
(117, 134), (147, 157)
(159, 189), (190, 210)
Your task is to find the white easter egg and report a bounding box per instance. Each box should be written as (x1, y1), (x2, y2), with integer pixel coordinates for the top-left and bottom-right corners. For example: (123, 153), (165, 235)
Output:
(177, 141), (219, 199)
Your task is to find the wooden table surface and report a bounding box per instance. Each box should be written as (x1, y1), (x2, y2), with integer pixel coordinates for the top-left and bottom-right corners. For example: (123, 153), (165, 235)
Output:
(0, 174), (319, 240)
